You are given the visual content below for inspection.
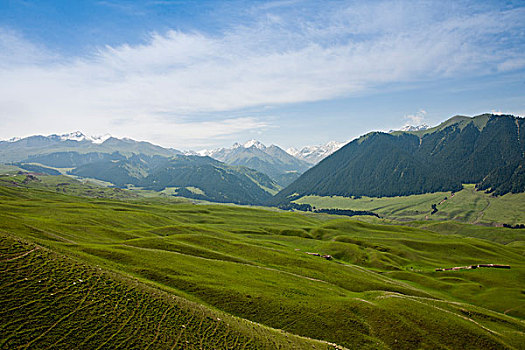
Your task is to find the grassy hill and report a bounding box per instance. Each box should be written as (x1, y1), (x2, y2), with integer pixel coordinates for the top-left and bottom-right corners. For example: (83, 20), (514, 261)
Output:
(1, 177), (524, 348)
(295, 184), (525, 226)
(0, 172), (140, 200)
(0, 234), (331, 349)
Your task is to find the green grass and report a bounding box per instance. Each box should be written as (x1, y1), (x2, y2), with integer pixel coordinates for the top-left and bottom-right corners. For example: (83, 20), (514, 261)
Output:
(295, 184), (525, 225)
(411, 221), (525, 245)
(1, 180), (524, 349)
(0, 234), (331, 349)
(19, 162), (75, 175)
(0, 173), (193, 204)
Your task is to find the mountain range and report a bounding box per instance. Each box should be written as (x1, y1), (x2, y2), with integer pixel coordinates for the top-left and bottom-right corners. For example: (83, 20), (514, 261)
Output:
(0, 131), (180, 163)
(198, 140), (311, 186)
(3, 113), (525, 206)
(69, 154), (280, 204)
(286, 141), (347, 164)
(274, 114), (525, 204)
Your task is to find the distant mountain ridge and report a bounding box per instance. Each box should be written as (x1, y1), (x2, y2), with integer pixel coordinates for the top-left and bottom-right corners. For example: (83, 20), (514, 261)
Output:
(68, 154), (280, 205)
(1, 133), (282, 204)
(5, 131), (112, 144)
(286, 141), (347, 164)
(391, 124), (430, 132)
(274, 114), (525, 203)
(6, 114), (525, 205)
(1, 134), (313, 187)
(200, 140), (311, 186)
(0, 132), (180, 163)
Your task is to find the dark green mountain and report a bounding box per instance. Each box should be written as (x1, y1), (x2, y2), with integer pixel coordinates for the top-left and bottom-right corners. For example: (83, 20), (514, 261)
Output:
(274, 114), (525, 203)
(70, 154), (279, 205)
(24, 151), (126, 168)
(477, 160), (525, 196)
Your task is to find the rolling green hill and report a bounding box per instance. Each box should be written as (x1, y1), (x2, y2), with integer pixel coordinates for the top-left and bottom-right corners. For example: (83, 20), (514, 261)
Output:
(295, 184), (525, 226)
(1, 179), (524, 349)
(0, 234), (332, 350)
(0, 172), (140, 200)
(275, 114), (525, 203)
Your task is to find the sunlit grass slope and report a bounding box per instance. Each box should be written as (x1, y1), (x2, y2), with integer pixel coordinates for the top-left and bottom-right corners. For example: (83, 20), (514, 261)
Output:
(0, 234), (335, 350)
(1, 177), (524, 349)
(0, 172), (138, 200)
(295, 184), (525, 225)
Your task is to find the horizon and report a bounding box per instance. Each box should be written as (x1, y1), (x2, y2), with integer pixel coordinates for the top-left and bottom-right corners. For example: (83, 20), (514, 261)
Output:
(2, 111), (522, 151)
(1, 0), (524, 149)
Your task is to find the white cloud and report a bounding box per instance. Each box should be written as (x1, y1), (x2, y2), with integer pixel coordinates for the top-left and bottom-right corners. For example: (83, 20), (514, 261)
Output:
(498, 58), (525, 72)
(0, 30), (57, 67)
(114, 116), (272, 149)
(403, 110), (427, 126)
(0, 2), (524, 148)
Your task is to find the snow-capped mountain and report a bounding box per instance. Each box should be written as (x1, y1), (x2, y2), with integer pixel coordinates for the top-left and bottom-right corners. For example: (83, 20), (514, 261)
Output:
(201, 140), (268, 159)
(0, 132), (180, 163)
(287, 141), (347, 165)
(387, 124), (430, 133)
(199, 140), (311, 187)
(5, 131), (112, 144)
(242, 139), (266, 150)
(399, 124), (430, 132)
(58, 131), (90, 142)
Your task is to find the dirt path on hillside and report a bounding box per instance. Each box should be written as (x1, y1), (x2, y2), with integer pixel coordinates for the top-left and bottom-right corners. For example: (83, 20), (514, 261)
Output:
(1, 247), (39, 262)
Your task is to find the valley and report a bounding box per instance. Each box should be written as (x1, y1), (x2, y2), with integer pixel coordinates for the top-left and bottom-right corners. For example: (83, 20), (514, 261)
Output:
(2, 1), (525, 347)
(1, 179), (524, 349)
(1, 113), (525, 349)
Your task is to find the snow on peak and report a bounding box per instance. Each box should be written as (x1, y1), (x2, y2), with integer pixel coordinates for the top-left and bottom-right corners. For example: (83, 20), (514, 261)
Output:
(4, 131), (114, 144)
(196, 149), (212, 156)
(243, 139), (266, 150)
(90, 134), (112, 144)
(400, 124), (429, 132)
(286, 141), (346, 164)
(286, 147), (299, 157)
(59, 131), (88, 142)
(58, 131), (114, 143)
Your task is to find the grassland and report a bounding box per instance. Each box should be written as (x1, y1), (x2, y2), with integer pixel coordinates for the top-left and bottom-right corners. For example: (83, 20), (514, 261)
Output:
(0, 234), (334, 349)
(0, 172), (139, 200)
(1, 174), (524, 349)
(295, 184), (525, 225)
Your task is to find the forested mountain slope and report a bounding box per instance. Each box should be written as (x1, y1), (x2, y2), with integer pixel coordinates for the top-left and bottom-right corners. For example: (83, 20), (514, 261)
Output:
(275, 114), (525, 202)
(70, 154), (280, 205)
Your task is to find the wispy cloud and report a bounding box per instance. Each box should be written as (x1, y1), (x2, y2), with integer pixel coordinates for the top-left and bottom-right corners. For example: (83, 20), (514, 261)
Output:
(404, 110), (428, 127)
(0, 1), (524, 148)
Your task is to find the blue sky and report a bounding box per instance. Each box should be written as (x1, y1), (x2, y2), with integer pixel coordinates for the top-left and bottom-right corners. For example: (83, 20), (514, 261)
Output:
(1, 0), (524, 150)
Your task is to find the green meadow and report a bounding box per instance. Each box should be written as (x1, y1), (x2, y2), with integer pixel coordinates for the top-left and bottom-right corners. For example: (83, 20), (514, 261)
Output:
(1, 174), (524, 349)
(295, 184), (525, 225)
